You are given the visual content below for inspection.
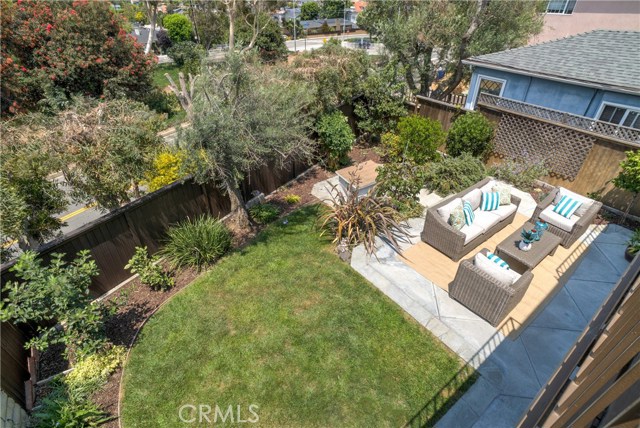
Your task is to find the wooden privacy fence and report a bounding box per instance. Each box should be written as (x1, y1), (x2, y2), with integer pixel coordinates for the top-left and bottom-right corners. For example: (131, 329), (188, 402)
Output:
(0, 159), (309, 408)
(412, 94), (640, 217)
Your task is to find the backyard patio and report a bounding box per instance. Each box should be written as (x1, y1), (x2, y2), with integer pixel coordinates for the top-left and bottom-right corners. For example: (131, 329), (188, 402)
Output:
(317, 178), (633, 427)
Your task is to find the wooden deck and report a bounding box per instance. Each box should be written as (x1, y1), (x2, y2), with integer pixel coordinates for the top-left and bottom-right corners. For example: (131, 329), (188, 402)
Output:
(401, 214), (603, 337)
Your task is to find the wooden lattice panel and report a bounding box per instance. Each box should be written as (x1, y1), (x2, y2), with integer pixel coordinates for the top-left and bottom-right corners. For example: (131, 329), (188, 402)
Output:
(492, 113), (596, 181)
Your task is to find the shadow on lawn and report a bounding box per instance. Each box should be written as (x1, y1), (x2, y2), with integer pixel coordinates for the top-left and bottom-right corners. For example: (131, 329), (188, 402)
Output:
(404, 317), (521, 428)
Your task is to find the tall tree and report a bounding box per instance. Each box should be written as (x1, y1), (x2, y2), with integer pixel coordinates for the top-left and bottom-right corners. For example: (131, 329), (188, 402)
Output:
(143, 0), (160, 54)
(321, 0), (351, 19)
(358, 0), (544, 96)
(190, 0), (228, 49)
(182, 54), (316, 230)
(300, 1), (320, 20)
(1, 0), (156, 115)
(163, 13), (193, 43)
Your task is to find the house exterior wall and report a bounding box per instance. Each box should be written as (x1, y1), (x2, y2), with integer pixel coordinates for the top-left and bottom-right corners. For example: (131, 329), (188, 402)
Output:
(530, 0), (640, 45)
(465, 66), (640, 118)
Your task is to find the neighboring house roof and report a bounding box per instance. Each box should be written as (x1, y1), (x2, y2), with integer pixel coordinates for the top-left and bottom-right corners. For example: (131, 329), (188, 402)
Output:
(129, 26), (159, 45)
(463, 30), (640, 95)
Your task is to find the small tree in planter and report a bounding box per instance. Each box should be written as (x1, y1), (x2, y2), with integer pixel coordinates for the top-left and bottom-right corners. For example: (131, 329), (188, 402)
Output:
(612, 150), (640, 223)
(316, 110), (355, 170)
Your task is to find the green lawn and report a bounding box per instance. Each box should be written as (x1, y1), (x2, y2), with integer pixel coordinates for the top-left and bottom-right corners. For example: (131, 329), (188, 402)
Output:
(152, 63), (181, 89)
(121, 206), (473, 427)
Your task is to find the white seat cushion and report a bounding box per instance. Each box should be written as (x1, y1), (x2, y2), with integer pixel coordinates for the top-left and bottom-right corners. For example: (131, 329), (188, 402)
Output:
(463, 188), (482, 211)
(474, 252), (521, 286)
(540, 205), (579, 232)
(461, 223), (484, 244)
(554, 187), (593, 217)
(480, 180), (498, 193)
(485, 203), (517, 222)
(437, 197), (462, 222)
(472, 210), (501, 233)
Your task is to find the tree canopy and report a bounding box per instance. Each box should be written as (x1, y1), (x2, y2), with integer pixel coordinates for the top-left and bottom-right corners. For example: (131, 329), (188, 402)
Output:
(163, 13), (193, 43)
(358, 0), (544, 96)
(300, 1), (320, 20)
(1, 0), (155, 115)
(182, 54), (316, 230)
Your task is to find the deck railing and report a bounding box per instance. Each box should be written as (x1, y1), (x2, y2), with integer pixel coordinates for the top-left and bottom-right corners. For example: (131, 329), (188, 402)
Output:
(477, 93), (640, 145)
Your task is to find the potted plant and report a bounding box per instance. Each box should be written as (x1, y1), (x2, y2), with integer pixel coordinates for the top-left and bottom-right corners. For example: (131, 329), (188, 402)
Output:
(520, 229), (536, 251)
(625, 229), (640, 261)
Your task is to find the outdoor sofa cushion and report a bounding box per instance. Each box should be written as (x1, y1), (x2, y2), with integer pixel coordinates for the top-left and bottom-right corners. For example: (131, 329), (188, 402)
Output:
(474, 252), (521, 285)
(437, 197), (463, 222)
(461, 223), (484, 244)
(471, 211), (501, 233)
(540, 205), (579, 232)
(481, 191), (501, 211)
(553, 187), (593, 217)
(463, 188), (482, 211)
(484, 203), (517, 222)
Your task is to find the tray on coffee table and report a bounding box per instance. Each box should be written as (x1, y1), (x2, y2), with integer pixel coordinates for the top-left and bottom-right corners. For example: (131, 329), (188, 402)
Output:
(495, 222), (562, 271)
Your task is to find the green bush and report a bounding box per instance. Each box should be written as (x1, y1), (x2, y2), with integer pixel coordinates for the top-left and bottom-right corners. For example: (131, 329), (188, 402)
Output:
(489, 158), (548, 191)
(125, 247), (174, 291)
(382, 115), (445, 163)
(159, 216), (232, 271)
(65, 346), (126, 399)
(425, 153), (487, 196)
(376, 161), (428, 204)
(627, 229), (640, 256)
(392, 198), (425, 220)
(249, 203), (282, 224)
(33, 380), (111, 428)
(166, 41), (205, 76)
(316, 111), (355, 169)
(163, 13), (193, 43)
(284, 194), (301, 204)
(446, 112), (494, 158)
(0, 251), (107, 360)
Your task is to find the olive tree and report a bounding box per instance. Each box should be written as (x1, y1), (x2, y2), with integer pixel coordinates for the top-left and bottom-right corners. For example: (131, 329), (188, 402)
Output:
(182, 54), (316, 231)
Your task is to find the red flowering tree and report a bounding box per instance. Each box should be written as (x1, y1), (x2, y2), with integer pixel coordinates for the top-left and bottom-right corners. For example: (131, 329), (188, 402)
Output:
(1, 0), (156, 115)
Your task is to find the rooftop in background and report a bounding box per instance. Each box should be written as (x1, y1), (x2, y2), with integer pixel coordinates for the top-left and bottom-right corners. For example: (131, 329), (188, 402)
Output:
(464, 30), (640, 95)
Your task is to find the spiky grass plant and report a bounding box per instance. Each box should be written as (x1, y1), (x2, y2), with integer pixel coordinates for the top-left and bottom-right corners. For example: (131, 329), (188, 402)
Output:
(159, 216), (232, 271)
(319, 180), (411, 256)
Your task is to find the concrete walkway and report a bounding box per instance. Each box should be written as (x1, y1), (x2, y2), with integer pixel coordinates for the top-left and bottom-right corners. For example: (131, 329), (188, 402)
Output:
(340, 182), (632, 427)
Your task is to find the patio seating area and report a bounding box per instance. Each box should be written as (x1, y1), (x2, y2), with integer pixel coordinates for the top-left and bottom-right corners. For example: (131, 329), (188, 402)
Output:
(337, 179), (632, 427)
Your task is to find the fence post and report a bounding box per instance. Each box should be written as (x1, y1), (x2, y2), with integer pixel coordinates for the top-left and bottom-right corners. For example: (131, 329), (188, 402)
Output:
(201, 184), (216, 216)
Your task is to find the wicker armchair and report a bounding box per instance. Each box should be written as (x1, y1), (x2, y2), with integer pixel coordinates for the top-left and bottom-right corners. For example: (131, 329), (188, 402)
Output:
(450, 249), (534, 327)
(421, 177), (521, 262)
(529, 188), (602, 248)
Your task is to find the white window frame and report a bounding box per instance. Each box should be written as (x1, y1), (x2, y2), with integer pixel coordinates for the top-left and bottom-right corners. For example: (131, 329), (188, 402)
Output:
(595, 101), (640, 128)
(546, 0), (577, 15)
(470, 75), (506, 109)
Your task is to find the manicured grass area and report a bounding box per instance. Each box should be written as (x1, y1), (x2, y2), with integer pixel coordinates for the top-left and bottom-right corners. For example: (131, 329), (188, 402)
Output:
(152, 63), (181, 89)
(121, 206), (473, 427)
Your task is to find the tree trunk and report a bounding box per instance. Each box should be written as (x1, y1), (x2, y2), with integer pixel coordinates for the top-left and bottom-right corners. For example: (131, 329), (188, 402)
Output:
(418, 47), (433, 96)
(227, 0), (236, 51)
(621, 192), (639, 224)
(441, 0), (488, 96)
(227, 181), (252, 231)
(144, 1), (158, 55)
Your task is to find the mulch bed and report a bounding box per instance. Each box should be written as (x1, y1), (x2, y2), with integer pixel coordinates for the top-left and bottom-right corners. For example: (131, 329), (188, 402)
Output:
(34, 164), (336, 427)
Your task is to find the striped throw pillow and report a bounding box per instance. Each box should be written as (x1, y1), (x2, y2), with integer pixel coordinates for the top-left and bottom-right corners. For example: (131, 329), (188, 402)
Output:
(481, 191), (500, 211)
(553, 195), (583, 219)
(462, 201), (475, 226)
(487, 252), (510, 270)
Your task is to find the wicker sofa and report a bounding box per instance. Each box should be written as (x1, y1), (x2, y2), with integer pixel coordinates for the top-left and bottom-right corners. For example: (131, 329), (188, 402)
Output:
(421, 177), (521, 262)
(529, 186), (602, 248)
(450, 248), (534, 326)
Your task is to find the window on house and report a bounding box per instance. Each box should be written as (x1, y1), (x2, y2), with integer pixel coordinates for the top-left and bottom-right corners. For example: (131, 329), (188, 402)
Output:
(546, 0), (577, 14)
(598, 104), (640, 129)
(478, 78), (504, 97)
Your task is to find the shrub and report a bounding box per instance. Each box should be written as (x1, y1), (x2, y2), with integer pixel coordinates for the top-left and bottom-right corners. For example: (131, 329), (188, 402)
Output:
(382, 115), (445, 163)
(33, 382), (112, 428)
(143, 150), (185, 192)
(425, 153), (487, 196)
(392, 198), (425, 220)
(65, 346), (126, 398)
(627, 229), (640, 256)
(167, 41), (205, 76)
(376, 161), (428, 204)
(249, 203), (281, 224)
(163, 13), (193, 43)
(489, 158), (548, 191)
(446, 112), (494, 158)
(155, 29), (173, 53)
(284, 194), (301, 204)
(125, 247), (174, 291)
(319, 184), (410, 255)
(316, 111), (355, 169)
(143, 88), (180, 116)
(612, 150), (640, 221)
(0, 251), (108, 360)
(159, 216), (232, 271)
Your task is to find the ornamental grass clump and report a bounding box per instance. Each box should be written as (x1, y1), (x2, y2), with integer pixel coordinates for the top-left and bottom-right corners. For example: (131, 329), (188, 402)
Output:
(159, 216), (232, 271)
(319, 180), (411, 256)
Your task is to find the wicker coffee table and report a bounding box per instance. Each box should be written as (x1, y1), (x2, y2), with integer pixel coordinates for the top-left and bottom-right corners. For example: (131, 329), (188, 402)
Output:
(496, 222), (562, 271)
